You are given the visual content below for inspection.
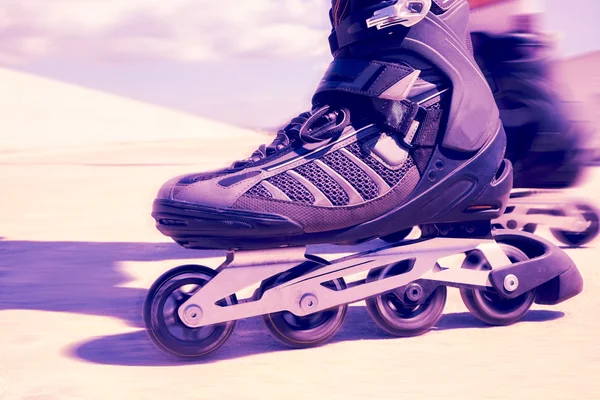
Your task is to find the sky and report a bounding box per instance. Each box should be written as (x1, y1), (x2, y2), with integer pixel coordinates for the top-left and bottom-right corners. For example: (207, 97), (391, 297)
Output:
(2, 0), (599, 130)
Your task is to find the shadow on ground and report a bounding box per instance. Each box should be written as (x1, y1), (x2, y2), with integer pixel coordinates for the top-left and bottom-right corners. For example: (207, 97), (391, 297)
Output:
(70, 308), (563, 367)
(0, 240), (220, 327)
(0, 239), (385, 327)
(0, 239), (565, 366)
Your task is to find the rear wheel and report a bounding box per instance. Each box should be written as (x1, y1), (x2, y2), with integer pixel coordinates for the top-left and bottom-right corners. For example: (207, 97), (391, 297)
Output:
(460, 244), (535, 326)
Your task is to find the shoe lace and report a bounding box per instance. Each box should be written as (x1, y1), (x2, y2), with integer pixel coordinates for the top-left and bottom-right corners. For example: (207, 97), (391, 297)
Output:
(231, 105), (351, 169)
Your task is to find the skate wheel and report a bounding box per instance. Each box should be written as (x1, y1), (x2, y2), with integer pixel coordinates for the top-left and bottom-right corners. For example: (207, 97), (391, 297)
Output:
(143, 265), (237, 359)
(550, 203), (599, 247)
(365, 261), (447, 337)
(460, 243), (535, 326)
(380, 228), (414, 243)
(261, 279), (347, 349)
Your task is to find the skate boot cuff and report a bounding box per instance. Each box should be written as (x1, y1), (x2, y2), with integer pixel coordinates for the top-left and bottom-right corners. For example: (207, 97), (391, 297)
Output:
(328, 0), (464, 53)
(329, 0), (429, 53)
(326, 0), (499, 153)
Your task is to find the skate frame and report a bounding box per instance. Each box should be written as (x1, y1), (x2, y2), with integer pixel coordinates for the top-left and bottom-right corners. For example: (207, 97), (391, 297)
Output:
(177, 235), (513, 328)
(494, 189), (590, 232)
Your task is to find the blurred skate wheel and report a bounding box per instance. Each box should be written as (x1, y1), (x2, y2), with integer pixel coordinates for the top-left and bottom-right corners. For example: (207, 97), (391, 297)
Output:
(143, 265), (237, 359)
(550, 203), (600, 247)
(365, 261), (447, 337)
(260, 278), (347, 349)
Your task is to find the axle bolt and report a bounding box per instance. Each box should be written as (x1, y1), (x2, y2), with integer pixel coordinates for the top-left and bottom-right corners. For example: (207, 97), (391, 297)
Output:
(504, 274), (519, 292)
(405, 283), (424, 302)
(300, 294), (319, 313)
(183, 305), (203, 325)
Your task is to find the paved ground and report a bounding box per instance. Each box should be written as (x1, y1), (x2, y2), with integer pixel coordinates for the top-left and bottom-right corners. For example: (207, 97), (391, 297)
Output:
(1, 133), (599, 400)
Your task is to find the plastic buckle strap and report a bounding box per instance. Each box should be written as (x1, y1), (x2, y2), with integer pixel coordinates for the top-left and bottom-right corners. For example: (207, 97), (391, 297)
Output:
(329, 0), (431, 53)
(366, 0), (432, 30)
(313, 58), (416, 101)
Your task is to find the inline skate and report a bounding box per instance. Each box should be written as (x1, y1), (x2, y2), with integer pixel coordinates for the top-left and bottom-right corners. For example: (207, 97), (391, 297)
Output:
(144, 0), (584, 359)
(470, 31), (600, 247)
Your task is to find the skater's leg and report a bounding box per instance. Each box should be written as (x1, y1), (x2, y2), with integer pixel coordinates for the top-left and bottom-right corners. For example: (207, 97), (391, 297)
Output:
(468, 0), (592, 189)
(471, 0), (598, 242)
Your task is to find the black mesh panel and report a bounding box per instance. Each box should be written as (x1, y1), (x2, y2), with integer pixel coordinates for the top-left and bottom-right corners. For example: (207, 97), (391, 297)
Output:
(322, 151), (379, 200)
(266, 173), (315, 205)
(295, 162), (350, 206)
(246, 183), (273, 199)
(235, 165), (420, 233)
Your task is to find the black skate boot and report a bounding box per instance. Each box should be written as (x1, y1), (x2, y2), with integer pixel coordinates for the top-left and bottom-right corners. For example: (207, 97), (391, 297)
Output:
(144, 0), (583, 360)
(152, 0), (512, 251)
(473, 31), (600, 246)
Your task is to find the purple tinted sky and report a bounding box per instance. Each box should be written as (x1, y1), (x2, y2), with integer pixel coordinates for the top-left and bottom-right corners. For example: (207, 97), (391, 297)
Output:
(5, 0), (600, 129)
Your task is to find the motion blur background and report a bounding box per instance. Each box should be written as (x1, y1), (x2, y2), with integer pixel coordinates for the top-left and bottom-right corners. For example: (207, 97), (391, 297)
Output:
(1, 0), (599, 131)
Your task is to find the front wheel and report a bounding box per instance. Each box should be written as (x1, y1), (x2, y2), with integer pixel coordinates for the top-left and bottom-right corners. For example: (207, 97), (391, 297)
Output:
(143, 265), (237, 359)
(460, 243), (535, 326)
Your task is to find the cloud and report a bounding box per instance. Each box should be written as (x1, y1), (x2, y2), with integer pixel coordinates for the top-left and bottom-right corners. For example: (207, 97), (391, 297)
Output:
(0, 0), (332, 65)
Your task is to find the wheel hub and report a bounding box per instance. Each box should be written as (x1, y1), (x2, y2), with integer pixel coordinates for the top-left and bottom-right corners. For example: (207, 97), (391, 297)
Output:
(182, 305), (203, 325)
(503, 274), (519, 292)
(405, 283), (424, 302)
(300, 294), (319, 313)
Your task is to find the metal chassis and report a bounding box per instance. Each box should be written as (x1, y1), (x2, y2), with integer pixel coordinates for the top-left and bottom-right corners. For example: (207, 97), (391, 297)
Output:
(177, 235), (513, 328)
